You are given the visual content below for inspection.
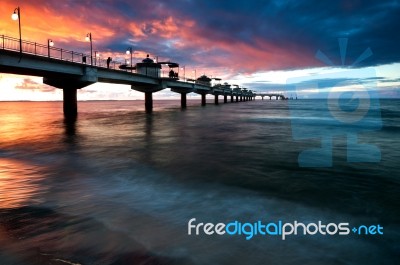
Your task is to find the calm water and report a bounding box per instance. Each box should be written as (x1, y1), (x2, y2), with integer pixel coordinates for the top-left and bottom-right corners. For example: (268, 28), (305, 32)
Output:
(0, 99), (399, 265)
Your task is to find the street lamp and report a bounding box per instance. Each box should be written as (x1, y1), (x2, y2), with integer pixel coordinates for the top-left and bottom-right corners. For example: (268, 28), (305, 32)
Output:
(180, 65), (186, 81)
(192, 69), (197, 80)
(85, 33), (93, 65)
(48, 39), (54, 58)
(11, 7), (22, 53)
(126, 47), (133, 72)
(94, 51), (100, 66)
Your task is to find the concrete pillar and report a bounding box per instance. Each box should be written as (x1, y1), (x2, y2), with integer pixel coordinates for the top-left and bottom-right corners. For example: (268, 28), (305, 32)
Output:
(269, 96), (272, 100)
(201, 93), (206, 106)
(145, 92), (153, 113)
(231, 95), (234, 102)
(181, 93), (187, 109)
(236, 95), (239, 102)
(240, 96), (243, 101)
(262, 96), (264, 100)
(63, 89), (77, 118)
(215, 94), (219, 105)
(224, 94), (228, 103)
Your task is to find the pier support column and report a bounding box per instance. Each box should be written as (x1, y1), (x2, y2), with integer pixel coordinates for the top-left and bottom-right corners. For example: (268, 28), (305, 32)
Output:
(43, 76), (95, 119)
(231, 95), (234, 102)
(145, 92), (153, 113)
(215, 95), (219, 105)
(201, 94), (206, 106)
(262, 96), (264, 100)
(224, 94), (228, 103)
(240, 96), (243, 102)
(63, 89), (77, 118)
(180, 93), (187, 109)
(236, 96), (239, 102)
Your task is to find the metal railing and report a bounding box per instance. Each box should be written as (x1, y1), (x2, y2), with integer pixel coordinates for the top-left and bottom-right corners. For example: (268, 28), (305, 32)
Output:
(0, 35), (125, 71)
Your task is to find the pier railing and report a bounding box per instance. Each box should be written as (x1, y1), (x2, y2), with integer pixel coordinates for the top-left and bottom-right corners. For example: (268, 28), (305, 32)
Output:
(0, 35), (125, 71)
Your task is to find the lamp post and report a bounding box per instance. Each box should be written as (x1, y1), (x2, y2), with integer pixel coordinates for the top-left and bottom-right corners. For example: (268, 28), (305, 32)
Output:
(94, 51), (100, 66)
(47, 39), (54, 58)
(192, 69), (196, 80)
(180, 66), (186, 81)
(85, 33), (93, 65)
(11, 7), (22, 54)
(126, 47), (133, 72)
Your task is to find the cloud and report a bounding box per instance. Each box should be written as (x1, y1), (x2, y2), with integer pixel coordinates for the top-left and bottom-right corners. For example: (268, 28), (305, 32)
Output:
(2, 0), (398, 75)
(15, 78), (56, 92)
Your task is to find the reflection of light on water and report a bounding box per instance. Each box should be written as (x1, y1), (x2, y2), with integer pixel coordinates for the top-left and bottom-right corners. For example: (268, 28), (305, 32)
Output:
(0, 158), (45, 209)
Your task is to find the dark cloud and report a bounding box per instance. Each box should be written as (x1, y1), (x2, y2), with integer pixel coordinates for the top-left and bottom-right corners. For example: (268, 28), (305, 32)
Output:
(175, 1), (395, 69)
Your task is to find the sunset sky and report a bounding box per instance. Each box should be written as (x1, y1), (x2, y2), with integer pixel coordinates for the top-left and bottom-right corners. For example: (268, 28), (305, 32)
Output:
(0, 0), (399, 100)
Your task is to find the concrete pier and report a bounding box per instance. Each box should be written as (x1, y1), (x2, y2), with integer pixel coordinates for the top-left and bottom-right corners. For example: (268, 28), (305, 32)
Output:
(0, 41), (260, 115)
(215, 95), (219, 105)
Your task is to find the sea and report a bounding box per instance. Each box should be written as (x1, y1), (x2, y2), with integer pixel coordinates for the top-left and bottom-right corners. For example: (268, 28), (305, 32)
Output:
(0, 99), (399, 265)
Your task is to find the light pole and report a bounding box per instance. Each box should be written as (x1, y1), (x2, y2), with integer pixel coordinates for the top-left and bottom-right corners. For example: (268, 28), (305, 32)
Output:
(85, 33), (93, 65)
(11, 7), (22, 54)
(192, 69), (196, 80)
(94, 51), (100, 66)
(47, 39), (54, 58)
(126, 47), (133, 72)
(180, 66), (185, 81)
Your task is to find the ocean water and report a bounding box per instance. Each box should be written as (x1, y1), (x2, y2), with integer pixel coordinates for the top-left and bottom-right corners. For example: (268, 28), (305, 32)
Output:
(0, 99), (399, 265)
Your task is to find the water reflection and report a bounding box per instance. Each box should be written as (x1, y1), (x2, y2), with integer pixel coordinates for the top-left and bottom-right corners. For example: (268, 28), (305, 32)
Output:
(0, 158), (45, 209)
(64, 116), (77, 137)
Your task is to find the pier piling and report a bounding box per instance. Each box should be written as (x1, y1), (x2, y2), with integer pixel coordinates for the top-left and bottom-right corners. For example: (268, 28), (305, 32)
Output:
(63, 89), (78, 118)
(145, 92), (153, 113)
(201, 94), (206, 106)
(181, 93), (187, 109)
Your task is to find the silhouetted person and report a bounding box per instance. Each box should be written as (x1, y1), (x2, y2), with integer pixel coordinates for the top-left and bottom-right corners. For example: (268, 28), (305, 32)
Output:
(169, 69), (175, 78)
(107, 57), (112, 68)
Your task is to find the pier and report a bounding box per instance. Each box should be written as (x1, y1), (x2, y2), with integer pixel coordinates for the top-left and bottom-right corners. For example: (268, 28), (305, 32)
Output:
(0, 35), (285, 117)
